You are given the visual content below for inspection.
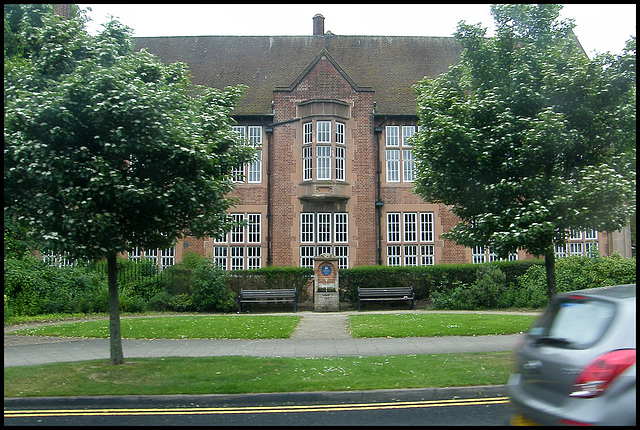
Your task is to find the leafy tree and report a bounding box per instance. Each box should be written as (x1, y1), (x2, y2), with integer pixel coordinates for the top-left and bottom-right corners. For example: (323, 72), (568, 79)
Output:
(4, 7), (255, 364)
(413, 4), (636, 300)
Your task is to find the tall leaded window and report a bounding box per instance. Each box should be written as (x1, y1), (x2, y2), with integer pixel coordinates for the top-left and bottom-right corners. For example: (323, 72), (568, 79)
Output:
(317, 213), (332, 243)
(386, 149), (400, 182)
(402, 126), (415, 146)
(317, 121), (331, 143)
(247, 126), (262, 183)
(420, 213), (434, 242)
(335, 146), (345, 181)
(231, 214), (244, 243)
(386, 126), (399, 146)
(317, 146), (331, 180)
(335, 122), (345, 144)
(334, 213), (348, 243)
(303, 122), (313, 144)
(231, 126), (246, 182)
(387, 245), (401, 266)
(385, 125), (417, 184)
(231, 246), (244, 270)
(303, 146), (313, 181)
(387, 213), (401, 242)
(301, 213), (315, 243)
(402, 149), (415, 182)
(248, 213), (261, 243)
(247, 247), (261, 270)
(403, 213), (417, 242)
(231, 125), (262, 183)
(213, 246), (228, 269)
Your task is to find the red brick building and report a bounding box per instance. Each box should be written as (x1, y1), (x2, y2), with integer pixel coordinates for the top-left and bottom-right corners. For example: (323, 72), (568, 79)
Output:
(128, 14), (622, 271)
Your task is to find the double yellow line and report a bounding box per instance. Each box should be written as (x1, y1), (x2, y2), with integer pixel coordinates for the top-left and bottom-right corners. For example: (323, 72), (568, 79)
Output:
(5, 396), (509, 418)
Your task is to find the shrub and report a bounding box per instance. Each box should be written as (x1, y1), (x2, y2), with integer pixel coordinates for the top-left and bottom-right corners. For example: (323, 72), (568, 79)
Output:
(119, 293), (147, 313)
(430, 265), (509, 310)
(169, 293), (195, 312)
(148, 291), (173, 311)
(191, 261), (236, 312)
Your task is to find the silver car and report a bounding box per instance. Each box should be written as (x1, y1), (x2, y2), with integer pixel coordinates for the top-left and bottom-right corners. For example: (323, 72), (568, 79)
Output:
(508, 284), (636, 426)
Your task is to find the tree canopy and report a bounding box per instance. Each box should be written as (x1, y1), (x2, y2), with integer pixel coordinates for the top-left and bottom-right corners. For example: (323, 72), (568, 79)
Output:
(4, 5), (255, 363)
(413, 4), (636, 298)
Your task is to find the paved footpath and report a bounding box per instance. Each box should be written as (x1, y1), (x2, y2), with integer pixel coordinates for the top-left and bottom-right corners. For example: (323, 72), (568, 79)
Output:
(4, 310), (536, 368)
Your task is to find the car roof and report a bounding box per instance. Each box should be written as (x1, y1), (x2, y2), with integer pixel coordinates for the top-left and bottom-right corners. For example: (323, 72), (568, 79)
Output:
(557, 284), (636, 301)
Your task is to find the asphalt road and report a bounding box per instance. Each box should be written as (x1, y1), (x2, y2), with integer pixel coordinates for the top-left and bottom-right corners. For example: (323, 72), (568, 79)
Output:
(5, 386), (514, 426)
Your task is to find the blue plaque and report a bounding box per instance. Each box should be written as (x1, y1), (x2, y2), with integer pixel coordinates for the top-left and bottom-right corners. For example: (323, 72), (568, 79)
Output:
(320, 264), (332, 276)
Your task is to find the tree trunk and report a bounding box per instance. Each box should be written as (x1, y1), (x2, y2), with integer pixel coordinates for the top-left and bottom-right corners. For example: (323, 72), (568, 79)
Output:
(107, 252), (125, 365)
(544, 247), (557, 302)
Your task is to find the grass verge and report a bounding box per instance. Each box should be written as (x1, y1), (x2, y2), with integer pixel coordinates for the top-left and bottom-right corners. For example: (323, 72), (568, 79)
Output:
(7, 315), (301, 339)
(4, 352), (513, 397)
(350, 313), (536, 338)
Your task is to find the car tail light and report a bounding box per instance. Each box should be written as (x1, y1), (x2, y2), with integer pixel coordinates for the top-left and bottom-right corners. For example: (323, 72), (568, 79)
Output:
(569, 349), (636, 398)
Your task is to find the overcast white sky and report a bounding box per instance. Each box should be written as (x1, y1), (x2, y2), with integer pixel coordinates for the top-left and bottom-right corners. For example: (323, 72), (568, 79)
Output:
(78, 4), (635, 58)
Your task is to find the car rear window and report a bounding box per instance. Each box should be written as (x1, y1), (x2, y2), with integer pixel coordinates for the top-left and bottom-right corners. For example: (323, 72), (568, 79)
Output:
(528, 297), (616, 349)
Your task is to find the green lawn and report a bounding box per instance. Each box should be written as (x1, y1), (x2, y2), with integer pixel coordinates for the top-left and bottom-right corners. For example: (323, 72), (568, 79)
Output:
(4, 352), (513, 397)
(350, 313), (537, 338)
(7, 312), (537, 339)
(8, 315), (301, 339)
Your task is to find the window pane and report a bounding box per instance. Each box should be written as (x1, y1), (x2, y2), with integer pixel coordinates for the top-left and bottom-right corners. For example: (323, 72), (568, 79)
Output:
(387, 213), (400, 242)
(404, 212), (417, 242)
(301, 213), (314, 243)
(420, 213), (434, 242)
(336, 122), (345, 144)
(335, 146), (345, 181)
(317, 146), (331, 180)
(303, 122), (313, 144)
(387, 245), (401, 266)
(303, 146), (313, 181)
(247, 246), (261, 269)
(334, 213), (348, 243)
(334, 245), (349, 269)
(247, 151), (262, 183)
(317, 213), (331, 243)
(247, 214), (261, 243)
(472, 246), (486, 264)
(402, 149), (414, 182)
(317, 121), (331, 143)
(420, 245), (434, 265)
(213, 246), (228, 270)
(231, 246), (244, 270)
(300, 246), (315, 268)
(404, 245), (417, 266)
(231, 214), (244, 243)
(386, 149), (399, 182)
(386, 126), (399, 146)
(402, 126), (415, 146)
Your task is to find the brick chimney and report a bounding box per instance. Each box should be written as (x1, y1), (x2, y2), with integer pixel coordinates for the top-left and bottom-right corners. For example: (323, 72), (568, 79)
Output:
(313, 14), (325, 36)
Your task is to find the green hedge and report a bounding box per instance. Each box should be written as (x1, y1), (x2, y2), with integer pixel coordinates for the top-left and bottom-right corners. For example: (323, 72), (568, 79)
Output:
(430, 254), (636, 310)
(226, 267), (313, 302)
(339, 260), (543, 304)
(4, 256), (107, 316)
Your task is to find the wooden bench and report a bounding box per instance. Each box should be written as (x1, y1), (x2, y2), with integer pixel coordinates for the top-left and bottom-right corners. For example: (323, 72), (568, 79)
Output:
(238, 288), (297, 313)
(357, 287), (415, 311)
